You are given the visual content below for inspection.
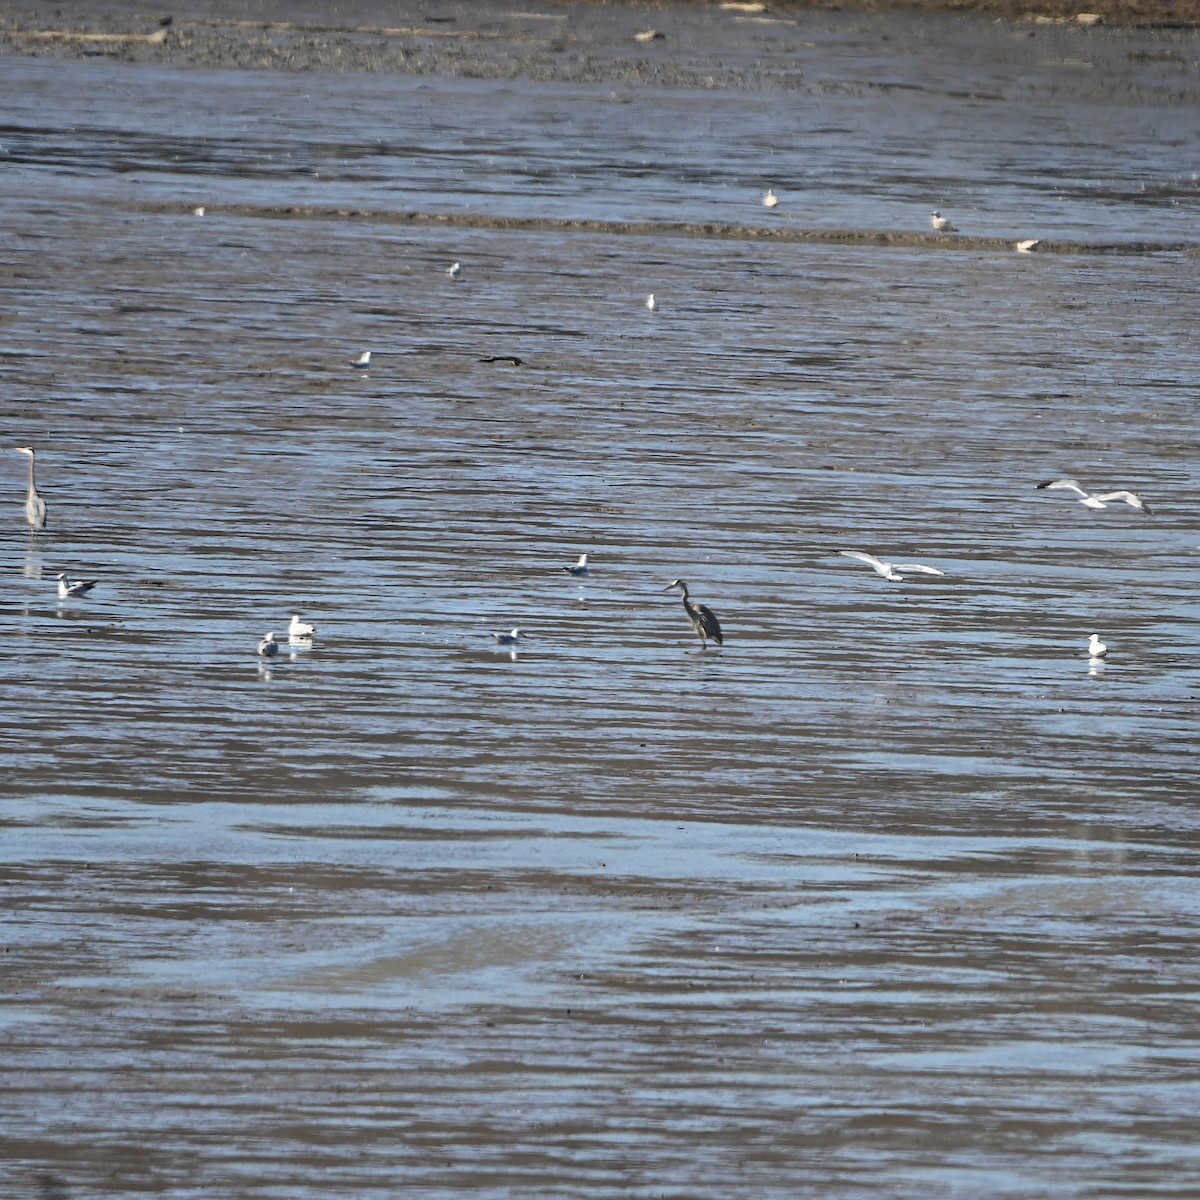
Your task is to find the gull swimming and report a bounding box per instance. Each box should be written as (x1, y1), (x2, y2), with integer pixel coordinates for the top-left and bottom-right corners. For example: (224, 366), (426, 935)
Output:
(289, 613), (316, 639)
(563, 553), (589, 577)
(258, 632), (279, 657)
(14, 447), (47, 537)
(762, 188), (780, 209)
(930, 210), (957, 233)
(56, 573), (97, 599)
(1036, 479), (1151, 513)
(353, 351), (371, 369)
(839, 551), (946, 582)
(492, 628), (523, 645)
(1016, 239), (1040, 253)
(662, 579), (723, 649)
(448, 261), (462, 280)
(1087, 633), (1107, 659)
(645, 293), (657, 311)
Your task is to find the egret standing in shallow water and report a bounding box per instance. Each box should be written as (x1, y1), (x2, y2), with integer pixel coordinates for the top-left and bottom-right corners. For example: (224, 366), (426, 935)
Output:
(14, 447), (46, 538)
(662, 579), (723, 649)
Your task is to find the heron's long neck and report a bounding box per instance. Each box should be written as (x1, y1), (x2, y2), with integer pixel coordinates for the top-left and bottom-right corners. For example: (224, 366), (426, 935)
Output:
(26, 456), (36, 491)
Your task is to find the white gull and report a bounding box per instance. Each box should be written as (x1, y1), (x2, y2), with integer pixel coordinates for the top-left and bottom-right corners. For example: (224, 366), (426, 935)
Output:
(1036, 478), (1151, 513)
(839, 551), (945, 582)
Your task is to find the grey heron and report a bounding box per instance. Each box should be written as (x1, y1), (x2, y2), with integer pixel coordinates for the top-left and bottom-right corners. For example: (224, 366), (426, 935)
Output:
(1036, 479), (1151, 513)
(15, 447), (47, 537)
(839, 551), (945, 583)
(930, 210), (957, 233)
(56, 573), (97, 599)
(662, 579), (723, 648)
(492, 628), (523, 645)
(1088, 634), (1108, 659)
(563, 554), (589, 577)
(289, 614), (316, 639)
(258, 632), (279, 657)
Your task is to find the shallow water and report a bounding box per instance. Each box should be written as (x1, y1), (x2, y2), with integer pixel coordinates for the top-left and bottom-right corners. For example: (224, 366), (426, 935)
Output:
(2, 21), (1199, 1199)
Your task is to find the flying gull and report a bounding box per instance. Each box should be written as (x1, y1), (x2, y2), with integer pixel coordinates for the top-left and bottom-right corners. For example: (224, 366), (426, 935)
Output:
(1036, 479), (1151, 513)
(839, 551), (945, 582)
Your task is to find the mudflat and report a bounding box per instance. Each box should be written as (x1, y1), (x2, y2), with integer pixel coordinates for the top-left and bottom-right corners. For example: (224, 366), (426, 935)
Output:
(2, 3), (1198, 1199)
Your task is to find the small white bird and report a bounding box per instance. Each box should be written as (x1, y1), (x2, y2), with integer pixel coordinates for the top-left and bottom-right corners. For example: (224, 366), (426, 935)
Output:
(762, 188), (780, 209)
(492, 628), (523, 645)
(1087, 633), (1108, 659)
(930, 210), (957, 233)
(448, 261), (462, 280)
(839, 551), (945, 583)
(353, 351), (371, 369)
(56, 572), (97, 599)
(1036, 479), (1151, 514)
(193, 206), (206, 217)
(645, 293), (657, 311)
(1016, 239), (1040, 253)
(289, 614), (316, 639)
(563, 553), (589, 577)
(258, 632), (279, 657)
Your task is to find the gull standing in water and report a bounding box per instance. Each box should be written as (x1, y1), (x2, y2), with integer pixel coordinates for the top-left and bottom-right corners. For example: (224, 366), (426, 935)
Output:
(563, 554), (589, 577)
(353, 351), (371, 369)
(448, 261), (462, 280)
(492, 628), (523, 645)
(762, 188), (780, 209)
(930, 210), (957, 233)
(258, 632), (279, 657)
(1087, 634), (1108, 659)
(14, 447), (47, 538)
(645, 293), (657, 312)
(839, 551), (945, 582)
(662, 579), (723, 649)
(56, 573), (97, 599)
(289, 614), (316, 639)
(1036, 479), (1152, 513)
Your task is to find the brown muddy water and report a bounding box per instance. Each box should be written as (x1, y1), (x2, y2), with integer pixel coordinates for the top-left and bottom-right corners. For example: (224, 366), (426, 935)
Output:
(2, 11), (1200, 1198)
